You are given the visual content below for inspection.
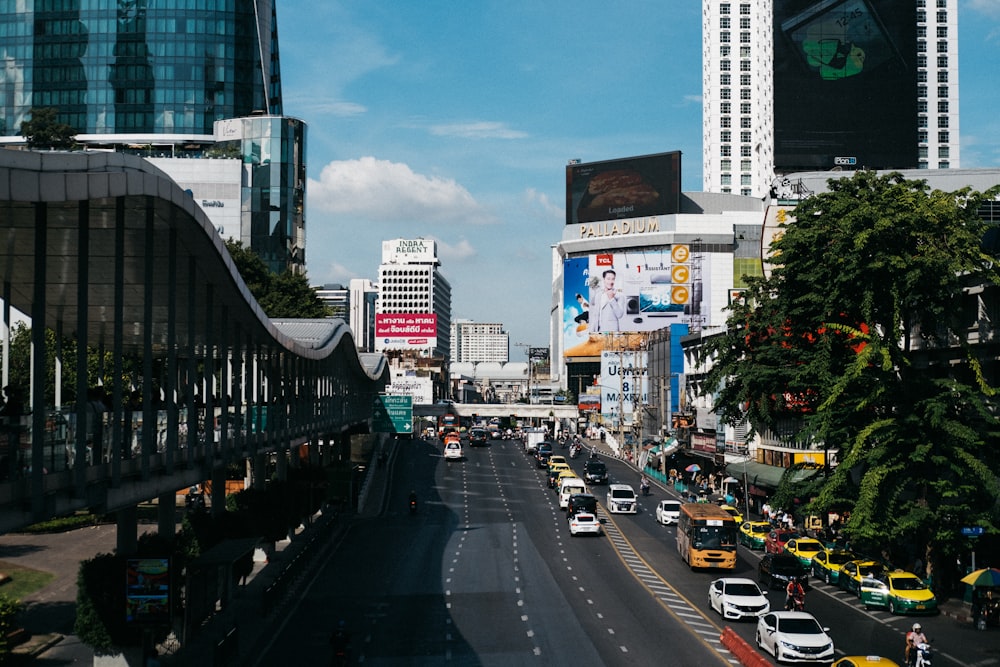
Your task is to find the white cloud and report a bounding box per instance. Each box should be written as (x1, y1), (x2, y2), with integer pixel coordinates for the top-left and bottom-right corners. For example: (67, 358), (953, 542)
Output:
(429, 121), (528, 139)
(308, 157), (490, 223)
(287, 99), (367, 118)
(524, 187), (563, 220)
(682, 94), (702, 105)
(430, 237), (477, 261)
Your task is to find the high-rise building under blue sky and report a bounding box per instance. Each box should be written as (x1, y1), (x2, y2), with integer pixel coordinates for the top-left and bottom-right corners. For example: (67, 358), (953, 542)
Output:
(0, 0), (283, 142)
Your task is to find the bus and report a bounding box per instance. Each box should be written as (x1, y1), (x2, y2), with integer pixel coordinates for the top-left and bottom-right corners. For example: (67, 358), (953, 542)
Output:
(676, 503), (738, 569)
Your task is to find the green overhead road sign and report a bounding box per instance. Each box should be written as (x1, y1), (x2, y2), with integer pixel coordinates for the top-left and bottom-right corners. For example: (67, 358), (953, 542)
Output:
(373, 394), (413, 434)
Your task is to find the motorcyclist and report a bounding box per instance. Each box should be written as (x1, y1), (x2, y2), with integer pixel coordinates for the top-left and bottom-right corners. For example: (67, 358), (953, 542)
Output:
(330, 619), (351, 665)
(640, 475), (651, 496)
(905, 622), (927, 666)
(785, 578), (805, 611)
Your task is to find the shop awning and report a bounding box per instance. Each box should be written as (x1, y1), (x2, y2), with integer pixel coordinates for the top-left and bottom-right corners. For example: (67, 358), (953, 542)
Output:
(725, 461), (821, 490)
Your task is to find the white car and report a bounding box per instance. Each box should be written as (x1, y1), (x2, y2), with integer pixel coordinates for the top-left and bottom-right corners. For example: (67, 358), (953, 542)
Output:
(655, 499), (681, 525)
(568, 512), (602, 536)
(708, 577), (769, 620)
(755, 611), (835, 663)
(443, 441), (463, 461)
(606, 484), (637, 514)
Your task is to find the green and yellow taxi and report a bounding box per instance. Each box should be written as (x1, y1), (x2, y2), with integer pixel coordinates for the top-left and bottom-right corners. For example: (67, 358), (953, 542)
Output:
(783, 537), (826, 567)
(860, 570), (938, 615)
(738, 521), (771, 550)
(547, 455), (568, 471)
(719, 504), (744, 524)
(838, 559), (888, 597)
(832, 657), (900, 667)
(811, 549), (856, 585)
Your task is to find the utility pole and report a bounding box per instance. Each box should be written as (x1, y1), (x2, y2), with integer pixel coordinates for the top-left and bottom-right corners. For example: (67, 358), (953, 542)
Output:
(514, 342), (531, 405)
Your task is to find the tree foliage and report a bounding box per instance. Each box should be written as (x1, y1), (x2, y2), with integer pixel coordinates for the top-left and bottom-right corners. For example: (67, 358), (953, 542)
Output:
(19, 107), (77, 150)
(224, 240), (332, 319)
(703, 171), (1000, 574)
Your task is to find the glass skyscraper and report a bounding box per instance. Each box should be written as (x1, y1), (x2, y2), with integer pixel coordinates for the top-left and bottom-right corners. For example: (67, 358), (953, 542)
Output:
(0, 0), (283, 142)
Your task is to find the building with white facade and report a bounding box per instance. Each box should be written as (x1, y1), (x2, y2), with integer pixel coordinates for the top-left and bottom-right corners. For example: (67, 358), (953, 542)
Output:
(349, 278), (379, 353)
(376, 239), (451, 358)
(450, 320), (510, 364)
(703, 0), (959, 198)
(314, 284), (350, 320)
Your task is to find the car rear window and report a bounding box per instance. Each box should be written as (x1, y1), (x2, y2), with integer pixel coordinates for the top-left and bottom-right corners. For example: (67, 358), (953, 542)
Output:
(611, 489), (635, 499)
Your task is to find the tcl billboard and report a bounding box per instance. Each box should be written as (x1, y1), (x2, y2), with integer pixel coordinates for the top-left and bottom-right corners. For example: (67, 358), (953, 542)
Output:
(375, 314), (438, 351)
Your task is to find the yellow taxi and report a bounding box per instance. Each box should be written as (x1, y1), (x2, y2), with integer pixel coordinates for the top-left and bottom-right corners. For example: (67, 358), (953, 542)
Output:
(839, 559), (888, 597)
(547, 455), (568, 471)
(554, 470), (579, 488)
(811, 548), (856, 585)
(738, 521), (771, 550)
(783, 537), (826, 567)
(832, 657), (900, 667)
(547, 463), (571, 488)
(719, 504), (743, 524)
(860, 570), (938, 615)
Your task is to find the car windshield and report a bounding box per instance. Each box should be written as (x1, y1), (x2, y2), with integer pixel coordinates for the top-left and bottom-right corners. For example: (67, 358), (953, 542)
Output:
(611, 490), (635, 499)
(796, 542), (822, 553)
(751, 524), (768, 534)
(574, 515), (595, 523)
(693, 525), (738, 549)
(726, 583), (762, 597)
(586, 462), (606, 472)
(777, 617), (823, 634)
(777, 532), (800, 542)
(859, 564), (885, 577)
(772, 557), (805, 574)
(890, 576), (927, 591)
(827, 552), (854, 565)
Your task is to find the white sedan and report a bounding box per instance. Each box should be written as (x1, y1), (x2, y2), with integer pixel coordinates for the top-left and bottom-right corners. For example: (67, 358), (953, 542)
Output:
(568, 512), (602, 536)
(755, 611), (835, 663)
(443, 441), (463, 461)
(708, 577), (769, 620)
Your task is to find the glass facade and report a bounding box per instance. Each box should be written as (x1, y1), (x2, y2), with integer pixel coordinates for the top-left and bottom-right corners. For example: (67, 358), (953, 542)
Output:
(0, 0), (282, 138)
(240, 116), (304, 274)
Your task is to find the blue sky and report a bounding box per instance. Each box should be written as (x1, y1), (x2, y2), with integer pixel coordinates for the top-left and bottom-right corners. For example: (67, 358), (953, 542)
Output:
(277, 1), (1000, 360)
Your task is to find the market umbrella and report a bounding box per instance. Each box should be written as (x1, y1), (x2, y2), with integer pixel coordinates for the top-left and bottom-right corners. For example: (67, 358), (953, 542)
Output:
(722, 476), (739, 485)
(960, 567), (1000, 587)
(685, 464), (701, 473)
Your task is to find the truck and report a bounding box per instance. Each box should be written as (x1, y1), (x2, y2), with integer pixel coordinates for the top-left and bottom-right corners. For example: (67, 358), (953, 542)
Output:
(523, 427), (547, 454)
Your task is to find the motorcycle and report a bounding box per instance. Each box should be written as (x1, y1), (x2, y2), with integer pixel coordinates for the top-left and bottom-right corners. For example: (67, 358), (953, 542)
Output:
(784, 595), (805, 611)
(570, 444), (581, 459)
(640, 481), (651, 496)
(913, 641), (932, 667)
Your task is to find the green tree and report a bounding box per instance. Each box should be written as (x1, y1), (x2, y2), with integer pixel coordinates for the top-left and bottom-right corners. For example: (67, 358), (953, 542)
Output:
(224, 240), (331, 318)
(704, 171), (1000, 580)
(19, 107), (77, 150)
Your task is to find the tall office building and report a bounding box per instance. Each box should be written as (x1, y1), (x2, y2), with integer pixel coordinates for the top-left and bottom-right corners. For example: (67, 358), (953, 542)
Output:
(0, 0), (282, 141)
(349, 278), (379, 353)
(376, 239), (451, 359)
(450, 320), (510, 364)
(314, 284), (350, 320)
(0, 1), (305, 274)
(703, 0), (959, 198)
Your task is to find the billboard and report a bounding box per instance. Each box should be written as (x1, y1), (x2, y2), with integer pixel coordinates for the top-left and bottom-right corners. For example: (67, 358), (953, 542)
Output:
(562, 250), (707, 359)
(386, 375), (434, 405)
(125, 558), (171, 625)
(566, 152), (682, 226)
(375, 313), (437, 351)
(600, 350), (648, 428)
(381, 238), (438, 265)
(773, 0), (917, 171)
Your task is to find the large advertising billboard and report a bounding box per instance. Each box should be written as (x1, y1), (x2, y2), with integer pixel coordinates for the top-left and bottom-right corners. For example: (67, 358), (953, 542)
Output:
(562, 249), (707, 359)
(599, 350), (648, 428)
(565, 152), (682, 226)
(773, 0), (917, 171)
(375, 313), (437, 351)
(381, 238), (438, 265)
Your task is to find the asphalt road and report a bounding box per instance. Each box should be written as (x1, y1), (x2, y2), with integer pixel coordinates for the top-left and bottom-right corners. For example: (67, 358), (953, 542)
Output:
(572, 451), (1000, 667)
(255, 437), (728, 666)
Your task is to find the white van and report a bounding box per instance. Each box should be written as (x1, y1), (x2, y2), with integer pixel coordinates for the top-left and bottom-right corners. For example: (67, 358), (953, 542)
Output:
(559, 477), (588, 510)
